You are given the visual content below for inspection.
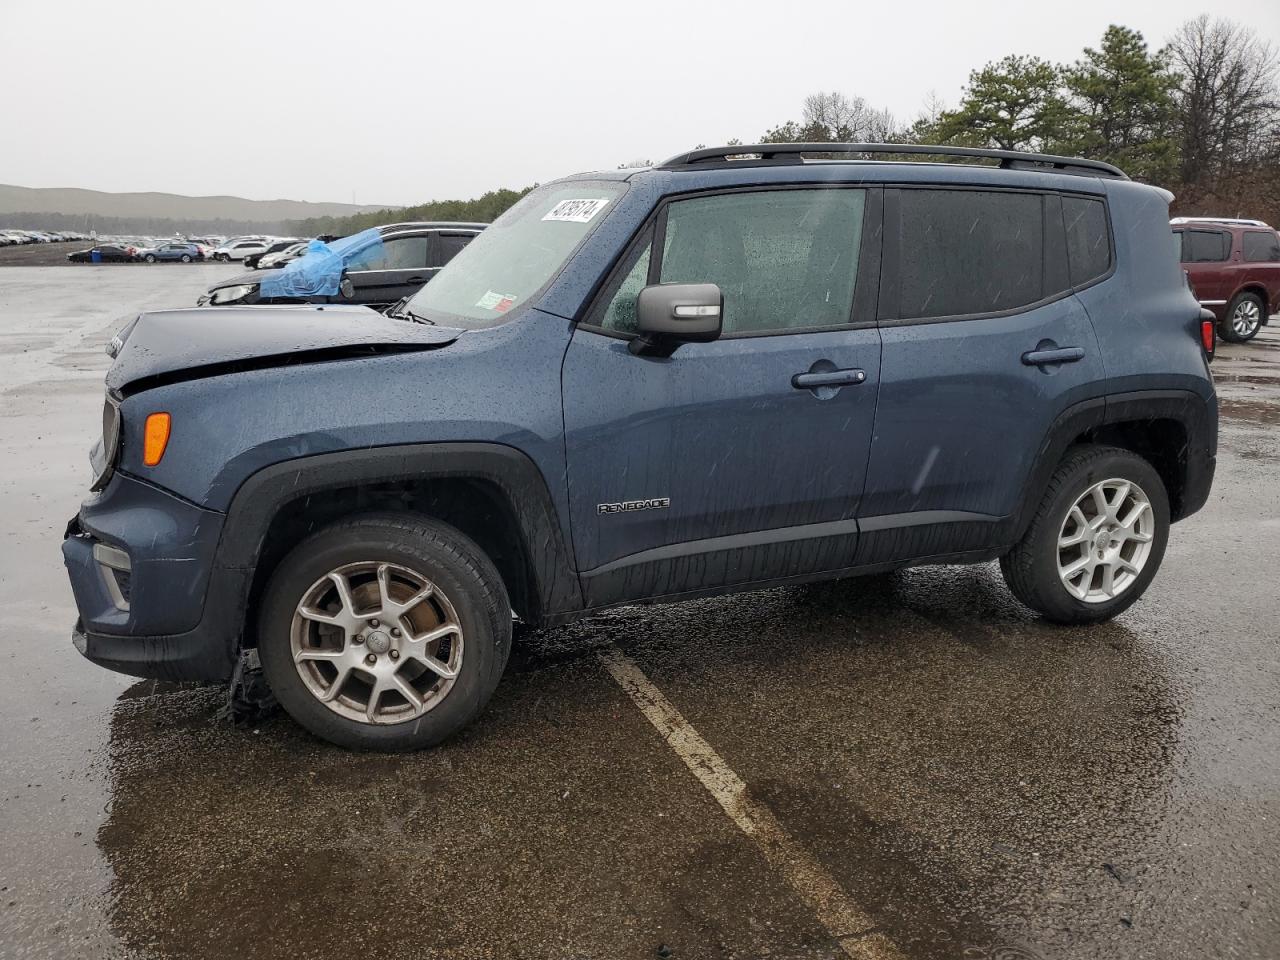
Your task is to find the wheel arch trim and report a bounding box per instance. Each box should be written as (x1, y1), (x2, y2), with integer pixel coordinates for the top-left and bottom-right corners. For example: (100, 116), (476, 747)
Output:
(1014, 389), (1216, 540)
(215, 442), (583, 627)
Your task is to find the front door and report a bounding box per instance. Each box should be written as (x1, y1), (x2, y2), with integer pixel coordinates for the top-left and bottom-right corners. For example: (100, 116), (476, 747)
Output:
(562, 186), (883, 607)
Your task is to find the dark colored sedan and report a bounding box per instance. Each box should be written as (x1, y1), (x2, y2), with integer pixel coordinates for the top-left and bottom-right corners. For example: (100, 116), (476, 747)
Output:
(243, 239), (302, 270)
(66, 244), (135, 263)
(198, 223), (485, 310)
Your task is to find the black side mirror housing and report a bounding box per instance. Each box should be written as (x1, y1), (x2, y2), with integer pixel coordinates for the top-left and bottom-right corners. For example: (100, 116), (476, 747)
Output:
(629, 283), (723, 356)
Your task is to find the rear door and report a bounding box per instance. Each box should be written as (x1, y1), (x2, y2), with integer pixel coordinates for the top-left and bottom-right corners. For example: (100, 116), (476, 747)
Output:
(1179, 228), (1233, 304)
(562, 186), (883, 607)
(435, 231), (479, 270)
(859, 187), (1106, 564)
(345, 232), (434, 307)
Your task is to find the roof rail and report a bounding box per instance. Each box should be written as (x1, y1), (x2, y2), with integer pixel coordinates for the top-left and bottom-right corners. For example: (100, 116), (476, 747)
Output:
(659, 143), (1129, 180)
(1170, 216), (1268, 227)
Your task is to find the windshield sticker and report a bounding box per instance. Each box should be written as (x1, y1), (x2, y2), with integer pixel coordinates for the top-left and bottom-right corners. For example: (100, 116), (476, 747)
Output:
(476, 290), (517, 313)
(542, 198), (610, 223)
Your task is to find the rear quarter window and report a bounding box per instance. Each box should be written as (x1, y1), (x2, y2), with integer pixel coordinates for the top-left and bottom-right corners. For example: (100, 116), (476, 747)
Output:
(1243, 230), (1280, 262)
(1062, 196), (1111, 285)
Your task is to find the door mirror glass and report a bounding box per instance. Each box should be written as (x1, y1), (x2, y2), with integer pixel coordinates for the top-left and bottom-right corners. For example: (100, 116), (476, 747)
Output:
(631, 283), (722, 355)
(339, 275), (355, 299)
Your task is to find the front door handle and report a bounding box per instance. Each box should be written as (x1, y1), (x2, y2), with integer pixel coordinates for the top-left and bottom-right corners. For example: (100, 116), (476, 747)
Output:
(1022, 346), (1085, 366)
(406, 276), (427, 285)
(792, 368), (867, 390)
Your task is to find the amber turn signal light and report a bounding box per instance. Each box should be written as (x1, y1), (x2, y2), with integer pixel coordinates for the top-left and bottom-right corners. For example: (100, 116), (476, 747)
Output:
(143, 413), (171, 466)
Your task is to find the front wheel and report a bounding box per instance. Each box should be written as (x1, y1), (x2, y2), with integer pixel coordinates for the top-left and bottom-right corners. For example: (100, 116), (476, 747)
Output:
(144, 254), (156, 263)
(257, 514), (512, 751)
(1000, 446), (1169, 624)
(1220, 292), (1264, 343)
(181, 254), (192, 263)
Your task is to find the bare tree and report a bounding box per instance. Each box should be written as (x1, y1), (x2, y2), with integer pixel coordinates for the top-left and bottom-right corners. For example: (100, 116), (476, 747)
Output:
(1167, 16), (1280, 182)
(801, 91), (898, 142)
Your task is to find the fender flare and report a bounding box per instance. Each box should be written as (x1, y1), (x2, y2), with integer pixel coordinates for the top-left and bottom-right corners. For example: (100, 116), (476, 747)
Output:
(212, 442), (582, 625)
(1013, 389), (1216, 542)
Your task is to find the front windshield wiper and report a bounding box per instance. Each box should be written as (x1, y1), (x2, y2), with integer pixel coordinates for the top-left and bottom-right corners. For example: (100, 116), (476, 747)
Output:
(385, 297), (435, 325)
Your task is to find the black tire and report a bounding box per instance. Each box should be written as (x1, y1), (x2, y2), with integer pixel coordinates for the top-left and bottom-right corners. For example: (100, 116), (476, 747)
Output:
(181, 254), (192, 263)
(1219, 291), (1264, 343)
(1000, 445), (1169, 624)
(257, 513), (512, 751)
(144, 254), (156, 263)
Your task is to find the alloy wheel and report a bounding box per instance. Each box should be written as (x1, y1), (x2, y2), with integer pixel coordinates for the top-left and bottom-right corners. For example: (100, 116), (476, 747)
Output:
(289, 561), (463, 724)
(1231, 298), (1262, 338)
(1056, 478), (1154, 604)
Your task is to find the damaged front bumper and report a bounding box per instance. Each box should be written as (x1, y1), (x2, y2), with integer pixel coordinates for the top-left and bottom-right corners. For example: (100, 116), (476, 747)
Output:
(62, 471), (239, 681)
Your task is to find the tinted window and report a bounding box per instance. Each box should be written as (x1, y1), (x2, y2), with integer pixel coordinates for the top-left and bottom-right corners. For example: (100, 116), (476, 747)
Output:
(658, 189), (864, 334)
(1243, 230), (1280, 262)
(349, 235), (430, 271)
(1063, 196), (1110, 285)
(900, 190), (1043, 319)
(1184, 230), (1229, 262)
(436, 233), (475, 266)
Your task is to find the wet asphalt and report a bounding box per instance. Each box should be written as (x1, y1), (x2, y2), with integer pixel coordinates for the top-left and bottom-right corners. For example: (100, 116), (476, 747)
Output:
(0, 265), (1277, 960)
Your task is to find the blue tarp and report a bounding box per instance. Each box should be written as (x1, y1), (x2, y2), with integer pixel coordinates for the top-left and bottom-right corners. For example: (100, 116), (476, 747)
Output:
(258, 228), (384, 300)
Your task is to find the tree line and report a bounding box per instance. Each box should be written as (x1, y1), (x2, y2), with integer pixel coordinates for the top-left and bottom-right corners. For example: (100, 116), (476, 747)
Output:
(294, 15), (1279, 237)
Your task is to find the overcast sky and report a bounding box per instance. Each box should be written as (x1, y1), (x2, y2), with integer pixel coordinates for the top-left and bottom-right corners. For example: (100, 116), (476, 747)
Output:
(3, 0), (1277, 208)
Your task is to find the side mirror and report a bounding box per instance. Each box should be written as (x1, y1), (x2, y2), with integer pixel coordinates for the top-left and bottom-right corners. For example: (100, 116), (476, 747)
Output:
(630, 283), (723, 356)
(339, 275), (355, 299)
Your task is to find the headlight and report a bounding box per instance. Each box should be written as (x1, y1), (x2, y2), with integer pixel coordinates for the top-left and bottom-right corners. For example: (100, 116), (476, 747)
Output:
(209, 283), (257, 305)
(89, 395), (121, 491)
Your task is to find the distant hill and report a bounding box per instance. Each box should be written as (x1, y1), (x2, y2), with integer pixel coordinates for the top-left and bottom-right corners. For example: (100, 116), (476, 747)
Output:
(0, 183), (391, 224)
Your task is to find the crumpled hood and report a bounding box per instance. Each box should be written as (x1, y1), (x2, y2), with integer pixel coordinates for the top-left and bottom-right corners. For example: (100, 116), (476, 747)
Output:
(106, 305), (461, 394)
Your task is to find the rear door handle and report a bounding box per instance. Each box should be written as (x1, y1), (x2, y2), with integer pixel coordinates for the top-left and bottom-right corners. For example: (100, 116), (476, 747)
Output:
(406, 276), (427, 284)
(791, 368), (867, 389)
(1022, 346), (1085, 366)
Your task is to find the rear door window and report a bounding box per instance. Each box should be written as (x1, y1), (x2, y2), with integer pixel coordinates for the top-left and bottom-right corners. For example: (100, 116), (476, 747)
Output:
(1243, 230), (1280, 262)
(435, 233), (476, 267)
(898, 189), (1044, 319)
(1062, 196), (1111, 285)
(1184, 230), (1230, 262)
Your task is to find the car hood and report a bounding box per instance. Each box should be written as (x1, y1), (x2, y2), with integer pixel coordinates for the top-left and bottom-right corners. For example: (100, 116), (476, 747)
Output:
(211, 269), (272, 291)
(106, 305), (462, 394)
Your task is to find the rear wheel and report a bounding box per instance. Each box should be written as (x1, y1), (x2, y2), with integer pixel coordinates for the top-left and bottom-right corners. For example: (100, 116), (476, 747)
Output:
(1220, 292), (1264, 342)
(1000, 446), (1169, 624)
(257, 514), (512, 751)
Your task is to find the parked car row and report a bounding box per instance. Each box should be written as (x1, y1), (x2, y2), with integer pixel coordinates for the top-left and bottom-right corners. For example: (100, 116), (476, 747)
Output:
(1172, 216), (1280, 342)
(1, 229), (92, 245)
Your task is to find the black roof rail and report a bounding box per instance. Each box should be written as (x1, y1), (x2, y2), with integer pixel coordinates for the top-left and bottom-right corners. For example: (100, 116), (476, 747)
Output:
(659, 143), (1129, 180)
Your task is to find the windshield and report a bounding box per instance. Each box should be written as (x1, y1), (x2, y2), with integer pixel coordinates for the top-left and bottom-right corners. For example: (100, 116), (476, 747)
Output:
(406, 181), (626, 328)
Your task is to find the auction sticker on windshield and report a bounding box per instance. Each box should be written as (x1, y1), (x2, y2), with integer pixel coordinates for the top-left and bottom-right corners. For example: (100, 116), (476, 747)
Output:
(542, 198), (610, 223)
(475, 290), (517, 312)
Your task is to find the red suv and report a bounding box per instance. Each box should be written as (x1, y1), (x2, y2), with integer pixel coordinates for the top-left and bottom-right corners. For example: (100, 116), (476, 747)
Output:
(1172, 217), (1280, 342)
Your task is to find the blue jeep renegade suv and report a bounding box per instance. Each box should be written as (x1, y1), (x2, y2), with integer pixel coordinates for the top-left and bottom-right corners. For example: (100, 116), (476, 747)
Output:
(64, 143), (1217, 750)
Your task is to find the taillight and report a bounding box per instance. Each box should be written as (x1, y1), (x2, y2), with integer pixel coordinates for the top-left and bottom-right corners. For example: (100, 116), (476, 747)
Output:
(1201, 318), (1216, 360)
